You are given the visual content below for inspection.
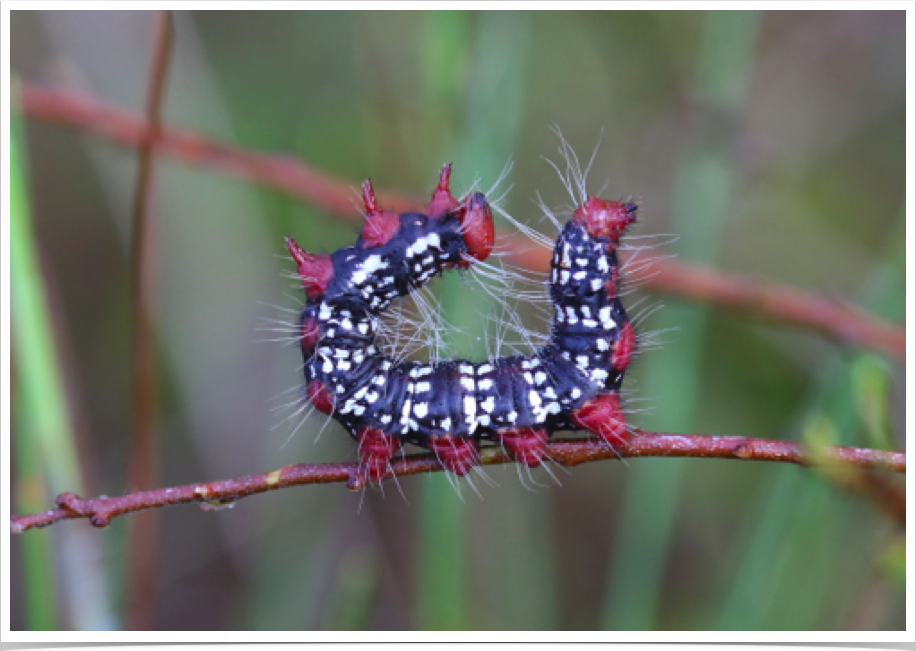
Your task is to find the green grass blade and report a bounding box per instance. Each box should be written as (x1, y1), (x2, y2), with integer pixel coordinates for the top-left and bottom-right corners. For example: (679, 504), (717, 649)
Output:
(602, 10), (761, 631)
(711, 216), (905, 630)
(11, 92), (74, 631)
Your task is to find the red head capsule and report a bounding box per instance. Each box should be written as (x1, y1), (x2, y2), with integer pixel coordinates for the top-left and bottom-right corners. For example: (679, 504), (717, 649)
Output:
(572, 196), (637, 242)
(427, 163), (460, 219)
(360, 179), (402, 248)
(286, 237), (334, 301)
(455, 191), (495, 267)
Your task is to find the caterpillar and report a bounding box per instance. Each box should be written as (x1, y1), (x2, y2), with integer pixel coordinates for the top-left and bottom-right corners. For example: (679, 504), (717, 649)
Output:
(286, 163), (638, 483)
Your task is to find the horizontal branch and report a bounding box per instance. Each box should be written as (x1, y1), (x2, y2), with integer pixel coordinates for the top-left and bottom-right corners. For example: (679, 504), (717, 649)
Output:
(10, 432), (905, 533)
(18, 83), (905, 360)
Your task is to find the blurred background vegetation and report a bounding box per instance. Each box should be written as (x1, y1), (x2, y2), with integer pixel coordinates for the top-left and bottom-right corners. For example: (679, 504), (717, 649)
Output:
(9, 10), (906, 631)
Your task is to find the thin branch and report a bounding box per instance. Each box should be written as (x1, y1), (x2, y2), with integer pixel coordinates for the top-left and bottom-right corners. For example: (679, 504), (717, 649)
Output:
(10, 433), (905, 534)
(504, 246), (906, 360)
(125, 11), (174, 631)
(18, 83), (904, 360)
(18, 83), (418, 216)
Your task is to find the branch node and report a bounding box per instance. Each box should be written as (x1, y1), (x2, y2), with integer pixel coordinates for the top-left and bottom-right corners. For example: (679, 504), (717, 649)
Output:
(56, 492), (88, 514)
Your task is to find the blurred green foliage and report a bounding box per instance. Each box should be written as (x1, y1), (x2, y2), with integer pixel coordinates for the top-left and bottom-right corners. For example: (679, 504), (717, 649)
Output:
(10, 10), (906, 631)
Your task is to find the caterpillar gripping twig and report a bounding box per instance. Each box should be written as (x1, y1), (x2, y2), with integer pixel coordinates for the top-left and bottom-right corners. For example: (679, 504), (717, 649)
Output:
(287, 164), (637, 482)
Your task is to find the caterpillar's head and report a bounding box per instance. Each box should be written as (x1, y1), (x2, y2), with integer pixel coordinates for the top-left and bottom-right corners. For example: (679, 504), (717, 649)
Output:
(455, 191), (495, 265)
(427, 163), (495, 266)
(572, 196), (638, 242)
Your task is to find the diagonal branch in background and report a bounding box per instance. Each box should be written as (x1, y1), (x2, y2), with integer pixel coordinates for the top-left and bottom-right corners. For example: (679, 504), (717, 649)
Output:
(10, 433), (906, 534)
(506, 247), (907, 360)
(17, 83), (905, 360)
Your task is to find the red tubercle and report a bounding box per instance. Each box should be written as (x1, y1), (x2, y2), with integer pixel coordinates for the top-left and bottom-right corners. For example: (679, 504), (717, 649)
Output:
(571, 392), (629, 448)
(360, 179), (402, 248)
(427, 163), (460, 219)
(612, 321), (636, 372)
(286, 237), (334, 302)
(427, 435), (479, 476)
(306, 379), (335, 415)
(498, 428), (549, 468)
(357, 427), (401, 483)
(572, 196), (637, 242)
(301, 316), (320, 353)
(605, 266), (619, 299)
(455, 191), (495, 267)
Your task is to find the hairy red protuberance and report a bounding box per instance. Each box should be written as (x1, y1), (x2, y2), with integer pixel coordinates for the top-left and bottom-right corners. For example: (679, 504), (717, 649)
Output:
(499, 428), (549, 468)
(427, 163), (460, 219)
(357, 427), (401, 482)
(286, 237), (334, 302)
(605, 266), (619, 299)
(360, 179), (401, 248)
(455, 191), (495, 267)
(572, 393), (629, 448)
(427, 435), (479, 476)
(572, 196), (637, 243)
(612, 321), (636, 372)
(301, 316), (320, 353)
(306, 379), (335, 415)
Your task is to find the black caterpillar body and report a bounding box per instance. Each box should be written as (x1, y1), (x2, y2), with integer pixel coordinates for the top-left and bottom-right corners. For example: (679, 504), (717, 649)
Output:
(288, 164), (637, 481)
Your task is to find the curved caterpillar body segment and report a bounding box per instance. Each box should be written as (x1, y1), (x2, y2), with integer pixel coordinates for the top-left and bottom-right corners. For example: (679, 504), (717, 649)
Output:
(287, 165), (638, 483)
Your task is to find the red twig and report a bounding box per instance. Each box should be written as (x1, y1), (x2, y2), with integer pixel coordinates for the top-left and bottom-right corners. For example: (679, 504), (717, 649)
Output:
(18, 83), (904, 360)
(18, 83), (419, 216)
(10, 433), (905, 534)
(125, 11), (173, 631)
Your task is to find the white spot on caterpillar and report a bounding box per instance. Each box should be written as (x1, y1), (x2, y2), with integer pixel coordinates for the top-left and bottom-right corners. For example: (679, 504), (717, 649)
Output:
(480, 396), (495, 413)
(596, 338), (609, 351)
(441, 417), (452, 431)
(351, 255), (388, 286)
(535, 371), (547, 385)
(478, 378), (493, 391)
(464, 395), (476, 419)
(413, 402), (428, 419)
